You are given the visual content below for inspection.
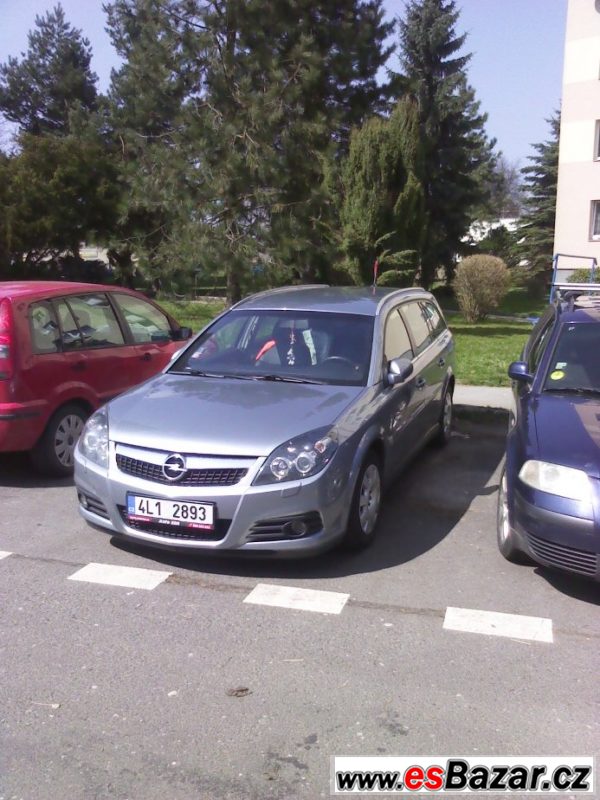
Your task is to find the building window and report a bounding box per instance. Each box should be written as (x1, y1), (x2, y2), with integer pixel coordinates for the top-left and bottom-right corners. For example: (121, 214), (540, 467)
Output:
(592, 201), (600, 241)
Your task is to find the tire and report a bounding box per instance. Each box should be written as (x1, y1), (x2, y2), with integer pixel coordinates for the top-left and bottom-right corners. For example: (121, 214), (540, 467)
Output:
(433, 387), (453, 447)
(343, 453), (383, 550)
(31, 403), (88, 477)
(497, 465), (533, 564)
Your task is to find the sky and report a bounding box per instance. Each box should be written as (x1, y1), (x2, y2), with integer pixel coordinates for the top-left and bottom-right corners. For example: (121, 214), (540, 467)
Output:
(0, 0), (568, 166)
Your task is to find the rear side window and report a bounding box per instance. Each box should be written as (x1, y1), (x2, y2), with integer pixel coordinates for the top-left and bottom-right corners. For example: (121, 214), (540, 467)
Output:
(64, 294), (125, 349)
(422, 301), (447, 338)
(30, 301), (61, 354)
(400, 302), (432, 356)
(114, 294), (172, 343)
(384, 308), (413, 361)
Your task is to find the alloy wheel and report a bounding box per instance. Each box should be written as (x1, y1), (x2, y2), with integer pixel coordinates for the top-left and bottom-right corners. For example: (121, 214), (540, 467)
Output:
(54, 414), (85, 468)
(358, 463), (381, 535)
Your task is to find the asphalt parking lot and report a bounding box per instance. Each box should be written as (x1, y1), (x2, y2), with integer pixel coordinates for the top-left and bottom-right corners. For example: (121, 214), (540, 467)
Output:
(1, 413), (598, 800)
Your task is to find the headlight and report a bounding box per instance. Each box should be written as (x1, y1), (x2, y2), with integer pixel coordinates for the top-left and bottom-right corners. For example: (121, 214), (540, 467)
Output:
(253, 427), (338, 485)
(519, 460), (592, 502)
(79, 409), (109, 469)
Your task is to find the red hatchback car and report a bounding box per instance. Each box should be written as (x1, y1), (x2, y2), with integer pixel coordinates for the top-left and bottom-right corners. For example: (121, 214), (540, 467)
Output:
(0, 281), (192, 475)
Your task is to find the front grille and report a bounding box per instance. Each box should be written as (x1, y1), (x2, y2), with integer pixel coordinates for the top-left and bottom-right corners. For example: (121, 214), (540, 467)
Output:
(79, 492), (109, 519)
(526, 532), (597, 577)
(118, 505), (231, 541)
(246, 511), (323, 543)
(116, 454), (247, 487)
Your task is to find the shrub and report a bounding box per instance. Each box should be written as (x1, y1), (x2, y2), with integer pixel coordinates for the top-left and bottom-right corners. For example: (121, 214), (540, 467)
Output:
(566, 268), (600, 283)
(377, 268), (416, 288)
(453, 255), (510, 322)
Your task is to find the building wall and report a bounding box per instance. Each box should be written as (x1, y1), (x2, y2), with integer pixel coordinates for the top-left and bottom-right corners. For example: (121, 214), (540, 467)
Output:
(554, 0), (600, 270)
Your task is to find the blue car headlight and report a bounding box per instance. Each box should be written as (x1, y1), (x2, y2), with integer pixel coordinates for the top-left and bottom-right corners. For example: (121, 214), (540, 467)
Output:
(253, 427), (338, 485)
(78, 408), (109, 469)
(519, 460), (592, 502)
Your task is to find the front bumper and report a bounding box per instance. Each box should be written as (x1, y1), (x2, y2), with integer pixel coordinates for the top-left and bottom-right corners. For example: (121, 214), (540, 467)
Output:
(74, 443), (351, 556)
(512, 489), (600, 580)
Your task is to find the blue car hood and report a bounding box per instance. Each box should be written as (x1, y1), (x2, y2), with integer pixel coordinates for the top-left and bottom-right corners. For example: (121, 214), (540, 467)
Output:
(107, 373), (362, 456)
(534, 393), (600, 479)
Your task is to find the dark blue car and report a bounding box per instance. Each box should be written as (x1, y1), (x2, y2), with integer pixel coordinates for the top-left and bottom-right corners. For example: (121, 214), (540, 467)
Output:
(498, 292), (600, 580)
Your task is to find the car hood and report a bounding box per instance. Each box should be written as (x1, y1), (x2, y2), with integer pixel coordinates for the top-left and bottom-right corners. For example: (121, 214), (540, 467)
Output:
(534, 393), (600, 479)
(108, 373), (363, 456)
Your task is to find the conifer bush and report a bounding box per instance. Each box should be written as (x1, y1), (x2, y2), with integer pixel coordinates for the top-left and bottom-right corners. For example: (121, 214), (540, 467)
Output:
(453, 255), (510, 322)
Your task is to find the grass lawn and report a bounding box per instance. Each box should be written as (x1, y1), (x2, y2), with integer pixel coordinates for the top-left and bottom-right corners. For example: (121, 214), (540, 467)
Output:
(161, 299), (225, 332)
(161, 300), (533, 387)
(449, 316), (533, 386)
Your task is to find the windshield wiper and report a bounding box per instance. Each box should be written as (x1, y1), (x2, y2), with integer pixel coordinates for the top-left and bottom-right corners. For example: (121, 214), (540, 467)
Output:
(253, 374), (326, 385)
(545, 386), (600, 396)
(172, 369), (254, 380)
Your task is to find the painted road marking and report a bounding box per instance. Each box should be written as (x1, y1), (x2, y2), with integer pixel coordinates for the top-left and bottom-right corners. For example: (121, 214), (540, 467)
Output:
(68, 562), (172, 591)
(444, 606), (553, 643)
(244, 583), (349, 615)
(0, 551), (12, 560)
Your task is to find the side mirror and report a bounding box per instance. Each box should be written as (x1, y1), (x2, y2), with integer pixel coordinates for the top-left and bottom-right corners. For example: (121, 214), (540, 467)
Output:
(173, 326), (193, 341)
(387, 357), (414, 387)
(508, 361), (533, 383)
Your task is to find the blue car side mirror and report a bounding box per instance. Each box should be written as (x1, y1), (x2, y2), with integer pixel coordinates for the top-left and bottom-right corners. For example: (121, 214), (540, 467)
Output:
(508, 361), (533, 383)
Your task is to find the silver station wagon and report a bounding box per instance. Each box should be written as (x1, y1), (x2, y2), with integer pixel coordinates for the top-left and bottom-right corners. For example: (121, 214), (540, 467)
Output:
(74, 286), (455, 555)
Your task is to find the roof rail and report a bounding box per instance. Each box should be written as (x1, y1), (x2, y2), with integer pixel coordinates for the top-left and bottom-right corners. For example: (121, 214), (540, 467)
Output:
(233, 284), (330, 308)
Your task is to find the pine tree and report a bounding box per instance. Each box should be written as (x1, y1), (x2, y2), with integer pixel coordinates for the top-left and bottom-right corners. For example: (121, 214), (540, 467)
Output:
(104, 0), (395, 302)
(397, 0), (496, 286)
(0, 4), (98, 136)
(518, 113), (560, 281)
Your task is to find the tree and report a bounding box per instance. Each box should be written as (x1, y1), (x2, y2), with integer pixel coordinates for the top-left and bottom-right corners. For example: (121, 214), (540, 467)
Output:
(518, 113), (560, 283)
(396, 0), (497, 286)
(104, 0), (395, 303)
(0, 4), (98, 136)
(0, 133), (120, 271)
(339, 97), (425, 284)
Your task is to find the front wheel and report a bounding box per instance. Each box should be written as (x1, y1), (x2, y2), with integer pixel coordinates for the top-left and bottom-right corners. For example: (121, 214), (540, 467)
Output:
(31, 404), (88, 477)
(497, 466), (532, 564)
(343, 454), (382, 550)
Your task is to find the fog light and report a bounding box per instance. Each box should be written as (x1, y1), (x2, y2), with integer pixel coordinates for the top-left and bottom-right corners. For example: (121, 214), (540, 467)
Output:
(78, 492), (88, 509)
(284, 519), (309, 538)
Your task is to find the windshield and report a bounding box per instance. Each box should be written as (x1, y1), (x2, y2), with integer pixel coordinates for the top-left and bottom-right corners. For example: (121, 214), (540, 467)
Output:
(543, 322), (600, 392)
(170, 309), (375, 386)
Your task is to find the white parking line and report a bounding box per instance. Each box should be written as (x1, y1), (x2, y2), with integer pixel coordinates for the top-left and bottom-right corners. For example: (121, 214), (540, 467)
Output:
(244, 583), (349, 615)
(68, 562), (172, 591)
(443, 606), (553, 643)
(0, 551), (12, 560)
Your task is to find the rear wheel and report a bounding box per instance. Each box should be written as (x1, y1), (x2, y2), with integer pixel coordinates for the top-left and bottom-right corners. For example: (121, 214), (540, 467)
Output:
(31, 404), (88, 477)
(434, 388), (453, 446)
(497, 466), (533, 564)
(343, 453), (382, 550)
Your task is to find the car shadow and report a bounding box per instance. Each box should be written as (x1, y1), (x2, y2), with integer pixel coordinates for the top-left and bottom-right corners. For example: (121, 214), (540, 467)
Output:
(0, 453), (74, 488)
(110, 416), (507, 579)
(534, 567), (600, 606)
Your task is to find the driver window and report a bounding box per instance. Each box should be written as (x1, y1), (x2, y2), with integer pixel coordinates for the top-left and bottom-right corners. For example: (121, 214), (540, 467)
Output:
(384, 309), (413, 361)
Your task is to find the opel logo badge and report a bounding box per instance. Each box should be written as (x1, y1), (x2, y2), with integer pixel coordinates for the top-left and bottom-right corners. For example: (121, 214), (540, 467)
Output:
(163, 453), (186, 482)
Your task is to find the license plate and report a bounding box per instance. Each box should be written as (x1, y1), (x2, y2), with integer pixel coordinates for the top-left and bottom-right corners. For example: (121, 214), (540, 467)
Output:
(126, 494), (215, 530)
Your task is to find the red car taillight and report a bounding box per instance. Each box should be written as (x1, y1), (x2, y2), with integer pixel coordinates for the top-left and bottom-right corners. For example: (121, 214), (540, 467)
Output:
(0, 299), (14, 380)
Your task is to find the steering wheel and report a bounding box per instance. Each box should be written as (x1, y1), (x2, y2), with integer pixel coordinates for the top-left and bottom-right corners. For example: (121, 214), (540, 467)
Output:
(321, 356), (356, 369)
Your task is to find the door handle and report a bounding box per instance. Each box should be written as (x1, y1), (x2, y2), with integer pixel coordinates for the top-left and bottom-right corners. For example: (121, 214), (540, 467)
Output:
(416, 377), (427, 390)
(437, 357), (446, 367)
(71, 361), (86, 372)
(141, 352), (152, 362)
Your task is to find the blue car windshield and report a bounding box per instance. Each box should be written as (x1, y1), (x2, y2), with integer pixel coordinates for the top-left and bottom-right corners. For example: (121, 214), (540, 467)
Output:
(170, 310), (375, 386)
(543, 322), (600, 392)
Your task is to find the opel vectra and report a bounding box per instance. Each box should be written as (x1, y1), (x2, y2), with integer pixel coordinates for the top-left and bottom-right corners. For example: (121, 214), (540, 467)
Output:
(75, 286), (455, 555)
